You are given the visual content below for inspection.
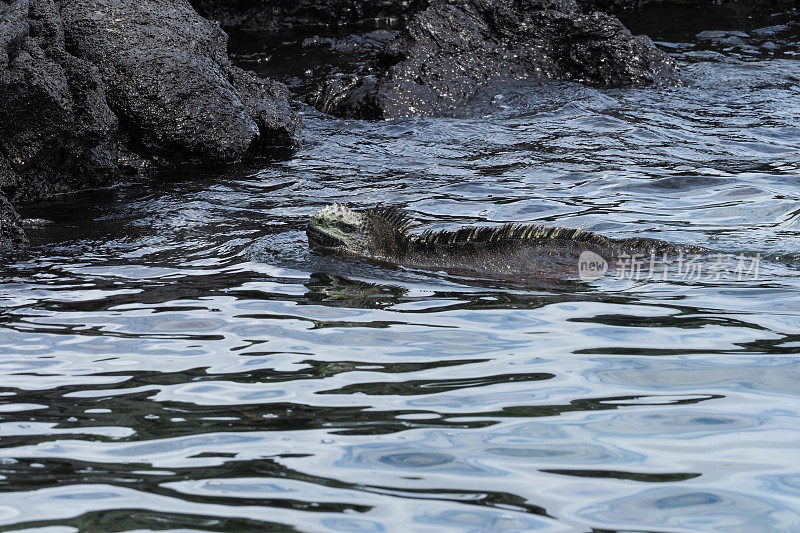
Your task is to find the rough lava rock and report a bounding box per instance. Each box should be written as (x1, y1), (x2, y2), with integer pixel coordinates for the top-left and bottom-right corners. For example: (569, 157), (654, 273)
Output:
(1, 0), (126, 204)
(1, 0), (299, 247)
(312, 0), (682, 119)
(0, 191), (27, 248)
(58, 0), (299, 161)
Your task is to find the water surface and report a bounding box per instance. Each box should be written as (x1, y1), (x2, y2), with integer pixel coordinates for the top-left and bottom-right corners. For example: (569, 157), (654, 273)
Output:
(1, 27), (800, 532)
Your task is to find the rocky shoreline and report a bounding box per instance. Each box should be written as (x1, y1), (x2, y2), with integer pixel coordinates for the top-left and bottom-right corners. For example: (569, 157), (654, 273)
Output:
(1, 0), (301, 247)
(1, 0), (797, 247)
(310, 0), (682, 119)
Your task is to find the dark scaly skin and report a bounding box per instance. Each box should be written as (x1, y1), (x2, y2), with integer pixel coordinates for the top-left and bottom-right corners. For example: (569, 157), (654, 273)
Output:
(307, 204), (714, 281)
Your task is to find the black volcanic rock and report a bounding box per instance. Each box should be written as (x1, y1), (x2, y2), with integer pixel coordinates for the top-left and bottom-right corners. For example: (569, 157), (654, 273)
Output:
(58, 0), (300, 161)
(311, 0), (682, 119)
(1, 0), (129, 203)
(189, 0), (431, 30)
(1, 0), (299, 246)
(0, 191), (27, 248)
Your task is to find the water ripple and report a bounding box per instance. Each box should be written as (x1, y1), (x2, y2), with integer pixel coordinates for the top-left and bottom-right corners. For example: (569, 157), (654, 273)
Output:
(0, 43), (799, 531)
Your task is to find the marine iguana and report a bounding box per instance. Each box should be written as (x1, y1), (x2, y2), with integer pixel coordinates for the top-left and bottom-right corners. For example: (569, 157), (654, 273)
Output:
(307, 203), (717, 281)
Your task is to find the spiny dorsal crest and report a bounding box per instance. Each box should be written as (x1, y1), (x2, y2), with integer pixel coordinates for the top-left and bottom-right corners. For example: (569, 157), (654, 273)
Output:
(412, 223), (614, 246)
(366, 206), (418, 236)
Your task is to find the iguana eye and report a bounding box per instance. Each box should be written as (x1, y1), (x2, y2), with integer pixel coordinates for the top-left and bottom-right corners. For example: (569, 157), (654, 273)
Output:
(336, 221), (360, 233)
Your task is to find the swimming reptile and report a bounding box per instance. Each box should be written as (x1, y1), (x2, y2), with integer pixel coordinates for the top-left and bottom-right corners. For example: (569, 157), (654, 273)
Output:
(306, 204), (717, 281)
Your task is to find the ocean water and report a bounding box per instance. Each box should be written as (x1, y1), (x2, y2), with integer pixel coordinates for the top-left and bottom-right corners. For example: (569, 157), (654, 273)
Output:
(1, 19), (800, 533)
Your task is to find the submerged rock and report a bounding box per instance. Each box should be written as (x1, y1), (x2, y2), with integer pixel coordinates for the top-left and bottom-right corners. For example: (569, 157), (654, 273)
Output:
(696, 30), (749, 47)
(751, 24), (791, 37)
(301, 30), (398, 55)
(312, 0), (682, 119)
(695, 22), (799, 56)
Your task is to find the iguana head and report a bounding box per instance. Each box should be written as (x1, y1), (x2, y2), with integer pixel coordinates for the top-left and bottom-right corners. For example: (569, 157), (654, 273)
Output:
(307, 204), (411, 259)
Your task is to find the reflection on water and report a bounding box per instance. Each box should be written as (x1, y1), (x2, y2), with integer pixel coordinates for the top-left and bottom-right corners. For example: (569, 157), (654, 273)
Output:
(1, 41), (800, 531)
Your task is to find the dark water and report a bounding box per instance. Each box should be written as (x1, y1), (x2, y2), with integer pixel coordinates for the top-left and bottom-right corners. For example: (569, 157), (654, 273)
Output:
(2, 21), (800, 533)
